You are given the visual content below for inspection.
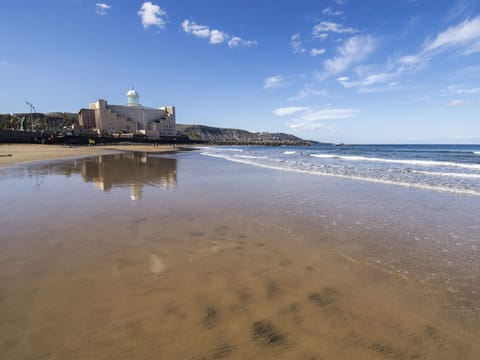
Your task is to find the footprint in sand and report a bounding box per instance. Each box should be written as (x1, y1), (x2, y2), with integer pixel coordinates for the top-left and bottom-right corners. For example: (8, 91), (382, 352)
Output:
(150, 254), (166, 274)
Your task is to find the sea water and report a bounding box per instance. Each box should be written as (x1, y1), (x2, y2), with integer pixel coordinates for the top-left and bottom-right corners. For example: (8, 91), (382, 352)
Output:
(201, 144), (480, 195)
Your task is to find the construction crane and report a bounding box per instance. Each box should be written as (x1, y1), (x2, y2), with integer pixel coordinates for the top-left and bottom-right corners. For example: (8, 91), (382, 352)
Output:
(25, 101), (37, 132)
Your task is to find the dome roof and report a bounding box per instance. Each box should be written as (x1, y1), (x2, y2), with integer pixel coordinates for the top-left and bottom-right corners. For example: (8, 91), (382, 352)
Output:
(126, 87), (141, 106)
(127, 88), (139, 97)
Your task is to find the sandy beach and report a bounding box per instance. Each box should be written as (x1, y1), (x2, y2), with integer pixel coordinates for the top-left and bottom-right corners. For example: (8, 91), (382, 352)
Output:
(0, 143), (179, 168)
(1, 149), (479, 359)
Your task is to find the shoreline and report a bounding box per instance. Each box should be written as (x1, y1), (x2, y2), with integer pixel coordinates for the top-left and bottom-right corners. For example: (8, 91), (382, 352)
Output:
(0, 143), (182, 168)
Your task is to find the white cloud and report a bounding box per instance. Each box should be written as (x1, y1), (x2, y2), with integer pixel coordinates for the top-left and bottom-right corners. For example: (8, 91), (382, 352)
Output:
(263, 74), (304, 89)
(310, 48), (326, 56)
(182, 19), (256, 47)
(339, 71), (398, 89)
(318, 35), (375, 80)
(322, 7), (343, 16)
(316, 33), (329, 40)
(290, 33), (306, 54)
(264, 75), (284, 89)
(182, 20), (209, 38)
(272, 106), (358, 128)
(96, 3), (111, 16)
(423, 16), (480, 55)
(339, 17), (480, 93)
(182, 20), (227, 44)
(209, 29), (228, 44)
(288, 84), (328, 101)
(301, 108), (358, 121)
(445, 99), (469, 107)
(286, 108), (359, 130)
(138, 2), (167, 30)
(273, 107), (310, 116)
(313, 21), (358, 39)
(228, 36), (257, 48)
(337, 76), (349, 81)
(448, 84), (480, 94)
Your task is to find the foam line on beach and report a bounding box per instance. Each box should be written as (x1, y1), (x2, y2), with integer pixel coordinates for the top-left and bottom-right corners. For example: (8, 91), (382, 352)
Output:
(233, 155), (267, 159)
(410, 170), (480, 179)
(310, 153), (480, 170)
(201, 152), (480, 196)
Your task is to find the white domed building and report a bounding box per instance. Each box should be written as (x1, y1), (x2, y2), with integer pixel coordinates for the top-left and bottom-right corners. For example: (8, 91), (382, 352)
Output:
(79, 88), (176, 138)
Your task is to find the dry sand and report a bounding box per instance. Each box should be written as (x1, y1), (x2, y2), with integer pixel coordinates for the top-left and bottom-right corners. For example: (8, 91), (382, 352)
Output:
(0, 143), (178, 167)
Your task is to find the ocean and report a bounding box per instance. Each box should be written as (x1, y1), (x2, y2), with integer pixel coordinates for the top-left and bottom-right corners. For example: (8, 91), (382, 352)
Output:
(201, 144), (480, 196)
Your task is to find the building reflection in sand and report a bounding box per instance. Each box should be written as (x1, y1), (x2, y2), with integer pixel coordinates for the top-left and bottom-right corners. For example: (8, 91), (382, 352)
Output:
(10, 153), (178, 200)
(80, 153), (177, 200)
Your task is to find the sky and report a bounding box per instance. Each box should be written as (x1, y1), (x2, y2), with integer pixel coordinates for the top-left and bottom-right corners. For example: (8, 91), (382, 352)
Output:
(1, 0), (479, 144)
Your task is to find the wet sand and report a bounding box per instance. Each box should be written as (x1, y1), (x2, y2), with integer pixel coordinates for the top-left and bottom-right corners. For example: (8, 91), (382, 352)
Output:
(0, 144), (178, 167)
(1, 152), (479, 359)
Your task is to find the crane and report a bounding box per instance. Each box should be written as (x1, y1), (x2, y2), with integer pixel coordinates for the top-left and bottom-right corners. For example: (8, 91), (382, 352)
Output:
(25, 101), (37, 132)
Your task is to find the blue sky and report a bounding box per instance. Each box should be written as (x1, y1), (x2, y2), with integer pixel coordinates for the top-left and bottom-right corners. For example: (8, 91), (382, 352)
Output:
(1, 0), (479, 143)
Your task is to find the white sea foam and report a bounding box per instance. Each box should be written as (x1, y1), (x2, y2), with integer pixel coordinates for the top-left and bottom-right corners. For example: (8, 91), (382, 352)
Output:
(283, 151), (296, 155)
(310, 153), (480, 170)
(234, 155), (268, 159)
(310, 154), (337, 158)
(222, 148), (243, 152)
(474, 151), (480, 155)
(410, 170), (480, 179)
(201, 152), (480, 196)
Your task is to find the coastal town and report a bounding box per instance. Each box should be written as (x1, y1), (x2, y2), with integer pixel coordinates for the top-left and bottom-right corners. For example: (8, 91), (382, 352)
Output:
(0, 89), (312, 146)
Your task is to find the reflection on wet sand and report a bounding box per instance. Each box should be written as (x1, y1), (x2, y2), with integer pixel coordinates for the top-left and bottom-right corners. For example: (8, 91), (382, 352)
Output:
(80, 153), (177, 200)
(1, 153), (479, 359)
(5, 152), (178, 199)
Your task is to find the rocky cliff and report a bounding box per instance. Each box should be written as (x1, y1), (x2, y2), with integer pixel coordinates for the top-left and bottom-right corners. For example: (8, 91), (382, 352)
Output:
(176, 124), (316, 145)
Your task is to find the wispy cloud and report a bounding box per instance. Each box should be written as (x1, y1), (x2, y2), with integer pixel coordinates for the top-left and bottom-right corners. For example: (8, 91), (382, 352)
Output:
(422, 16), (480, 55)
(310, 48), (326, 57)
(288, 84), (328, 101)
(273, 106), (358, 130)
(264, 75), (284, 89)
(312, 21), (358, 39)
(96, 3), (111, 16)
(447, 84), (480, 94)
(337, 17), (480, 93)
(273, 107), (310, 116)
(445, 99), (469, 107)
(445, 0), (474, 22)
(182, 19), (256, 47)
(317, 35), (375, 80)
(322, 7), (343, 17)
(290, 33), (306, 54)
(228, 37), (257, 48)
(138, 2), (167, 30)
(263, 74), (303, 89)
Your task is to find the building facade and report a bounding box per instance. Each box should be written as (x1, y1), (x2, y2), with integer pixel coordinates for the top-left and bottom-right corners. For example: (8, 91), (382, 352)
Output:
(83, 89), (176, 138)
(78, 108), (96, 129)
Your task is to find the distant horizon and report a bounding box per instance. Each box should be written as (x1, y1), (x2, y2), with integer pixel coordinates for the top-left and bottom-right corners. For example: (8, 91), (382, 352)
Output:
(1, 1), (479, 144)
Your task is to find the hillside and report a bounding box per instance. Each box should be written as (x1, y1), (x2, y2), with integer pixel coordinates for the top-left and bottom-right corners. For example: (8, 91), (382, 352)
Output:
(176, 124), (316, 145)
